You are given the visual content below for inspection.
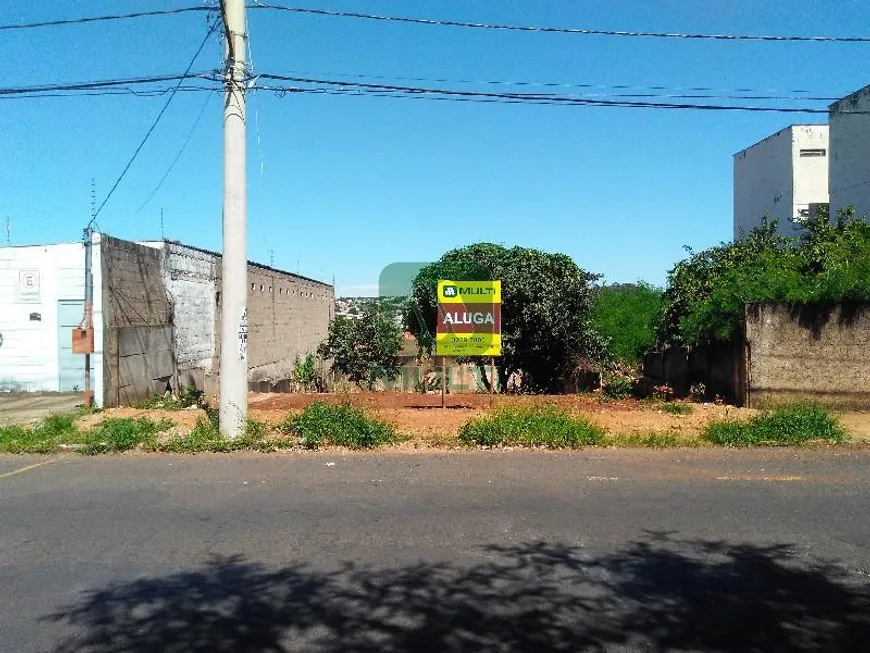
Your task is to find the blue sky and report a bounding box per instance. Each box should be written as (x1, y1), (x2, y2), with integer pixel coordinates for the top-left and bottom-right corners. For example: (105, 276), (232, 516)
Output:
(2, 1), (869, 295)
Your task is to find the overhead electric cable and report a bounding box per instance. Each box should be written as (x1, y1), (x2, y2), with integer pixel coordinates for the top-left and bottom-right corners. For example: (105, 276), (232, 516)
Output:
(268, 70), (840, 102)
(0, 73), (216, 96)
(136, 92), (215, 214)
(91, 23), (218, 224)
(0, 6), (209, 31)
(256, 74), (842, 113)
(253, 5), (870, 43)
(4, 4), (866, 43)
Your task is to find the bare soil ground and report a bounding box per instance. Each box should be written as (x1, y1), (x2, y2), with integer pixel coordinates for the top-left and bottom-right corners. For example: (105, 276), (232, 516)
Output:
(63, 392), (870, 448)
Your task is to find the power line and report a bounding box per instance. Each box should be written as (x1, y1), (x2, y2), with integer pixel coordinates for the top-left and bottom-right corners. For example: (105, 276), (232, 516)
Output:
(0, 73), (216, 97)
(268, 69), (841, 102)
(275, 85), (835, 113)
(91, 23), (219, 224)
(0, 85), (218, 101)
(0, 6), (210, 31)
(4, 3), (866, 44)
(0, 69), (841, 103)
(136, 92), (215, 214)
(256, 74), (843, 114)
(253, 5), (870, 44)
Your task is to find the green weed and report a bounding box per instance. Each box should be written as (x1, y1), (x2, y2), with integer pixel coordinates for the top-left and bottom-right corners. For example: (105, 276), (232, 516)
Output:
(283, 401), (396, 449)
(134, 385), (203, 411)
(0, 414), (171, 454)
(79, 417), (171, 455)
(151, 418), (284, 453)
(662, 402), (693, 416)
(0, 412), (82, 453)
(458, 405), (605, 449)
(704, 404), (847, 447)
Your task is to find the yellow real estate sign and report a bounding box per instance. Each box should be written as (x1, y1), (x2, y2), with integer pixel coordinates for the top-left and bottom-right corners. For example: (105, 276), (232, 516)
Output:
(436, 280), (502, 357)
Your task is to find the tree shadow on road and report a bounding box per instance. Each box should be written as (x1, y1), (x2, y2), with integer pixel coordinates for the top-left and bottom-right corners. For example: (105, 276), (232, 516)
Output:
(46, 532), (870, 652)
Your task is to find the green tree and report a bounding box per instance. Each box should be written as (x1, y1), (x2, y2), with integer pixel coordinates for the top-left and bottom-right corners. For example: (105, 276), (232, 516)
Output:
(293, 353), (318, 392)
(592, 283), (663, 364)
(318, 303), (402, 390)
(407, 243), (607, 393)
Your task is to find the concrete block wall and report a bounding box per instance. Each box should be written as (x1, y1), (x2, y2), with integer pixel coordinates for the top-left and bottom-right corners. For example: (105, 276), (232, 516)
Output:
(745, 303), (870, 408)
(211, 259), (334, 397)
(161, 243), (218, 393)
(101, 236), (174, 406)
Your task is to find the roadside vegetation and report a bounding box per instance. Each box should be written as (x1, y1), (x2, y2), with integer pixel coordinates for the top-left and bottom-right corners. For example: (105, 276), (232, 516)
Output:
(703, 404), (847, 447)
(281, 401), (397, 449)
(657, 208), (870, 348)
(134, 385), (204, 410)
(458, 405), (605, 449)
(0, 413), (172, 455)
(0, 400), (853, 455)
(593, 282), (664, 365)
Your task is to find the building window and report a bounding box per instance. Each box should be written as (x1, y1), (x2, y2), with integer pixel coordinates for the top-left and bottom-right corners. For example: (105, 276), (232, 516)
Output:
(251, 283), (256, 291)
(260, 284), (264, 291)
(800, 148), (827, 157)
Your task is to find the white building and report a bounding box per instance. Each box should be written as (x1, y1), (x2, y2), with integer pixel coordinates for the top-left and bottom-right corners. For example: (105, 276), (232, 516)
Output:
(829, 84), (870, 220)
(0, 238), (106, 398)
(733, 124), (829, 239)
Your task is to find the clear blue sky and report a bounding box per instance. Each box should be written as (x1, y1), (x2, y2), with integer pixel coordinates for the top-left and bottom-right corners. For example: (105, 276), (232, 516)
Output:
(2, 1), (869, 295)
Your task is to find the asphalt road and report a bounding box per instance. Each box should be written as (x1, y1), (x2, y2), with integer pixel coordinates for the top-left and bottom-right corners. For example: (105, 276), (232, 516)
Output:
(1, 449), (869, 652)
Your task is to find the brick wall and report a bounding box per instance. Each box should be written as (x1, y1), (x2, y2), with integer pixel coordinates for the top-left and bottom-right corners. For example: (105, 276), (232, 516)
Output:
(211, 259), (334, 397)
(99, 238), (334, 404)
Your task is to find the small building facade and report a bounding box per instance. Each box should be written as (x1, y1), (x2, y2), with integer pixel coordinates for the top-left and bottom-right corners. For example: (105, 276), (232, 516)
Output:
(0, 234), (334, 406)
(733, 124), (829, 239)
(829, 84), (870, 220)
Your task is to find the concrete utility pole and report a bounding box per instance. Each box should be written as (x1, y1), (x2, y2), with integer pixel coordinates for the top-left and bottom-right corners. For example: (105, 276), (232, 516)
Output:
(220, 0), (248, 438)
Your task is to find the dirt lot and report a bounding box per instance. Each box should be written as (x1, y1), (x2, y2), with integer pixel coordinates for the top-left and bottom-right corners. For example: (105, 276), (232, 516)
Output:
(249, 392), (760, 445)
(10, 391), (864, 448)
(66, 392), (763, 448)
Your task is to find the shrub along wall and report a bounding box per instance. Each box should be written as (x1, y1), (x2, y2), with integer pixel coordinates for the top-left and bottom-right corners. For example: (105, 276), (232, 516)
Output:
(645, 302), (870, 408)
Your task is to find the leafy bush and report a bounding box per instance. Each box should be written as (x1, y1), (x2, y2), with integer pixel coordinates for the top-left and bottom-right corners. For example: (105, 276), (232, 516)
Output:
(283, 401), (396, 449)
(662, 402), (693, 415)
(602, 370), (635, 400)
(458, 405), (605, 449)
(80, 418), (171, 455)
(689, 382), (707, 402)
(318, 304), (403, 390)
(658, 209), (870, 347)
(293, 353), (319, 392)
(704, 404), (846, 446)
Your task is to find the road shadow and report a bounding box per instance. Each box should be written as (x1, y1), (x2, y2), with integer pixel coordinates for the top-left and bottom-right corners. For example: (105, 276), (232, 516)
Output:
(46, 532), (870, 652)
